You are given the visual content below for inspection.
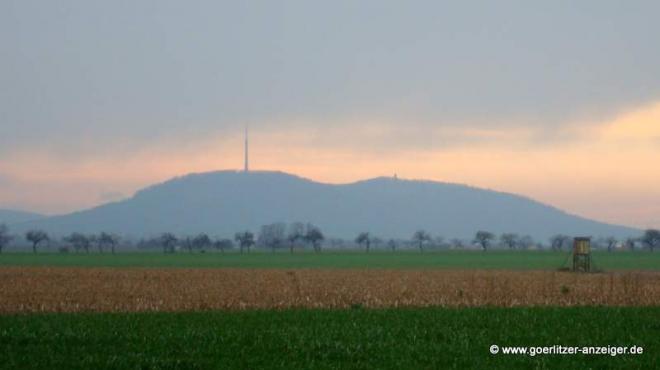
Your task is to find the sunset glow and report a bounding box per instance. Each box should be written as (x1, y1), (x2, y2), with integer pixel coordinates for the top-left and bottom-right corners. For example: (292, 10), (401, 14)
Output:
(2, 101), (659, 229)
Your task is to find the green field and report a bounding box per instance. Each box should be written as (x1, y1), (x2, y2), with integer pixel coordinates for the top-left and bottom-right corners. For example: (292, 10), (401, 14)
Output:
(1, 250), (659, 270)
(0, 307), (656, 369)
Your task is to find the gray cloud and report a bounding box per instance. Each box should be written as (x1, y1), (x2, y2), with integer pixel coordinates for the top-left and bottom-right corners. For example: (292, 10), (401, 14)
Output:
(1, 0), (659, 156)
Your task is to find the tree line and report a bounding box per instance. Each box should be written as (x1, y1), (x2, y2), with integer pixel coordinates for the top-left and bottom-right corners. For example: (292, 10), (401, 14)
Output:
(0, 228), (122, 254)
(0, 223), (659, 254)
(150, 222), (326, 254)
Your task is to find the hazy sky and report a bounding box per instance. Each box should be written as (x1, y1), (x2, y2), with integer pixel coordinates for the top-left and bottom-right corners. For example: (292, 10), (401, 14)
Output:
(1, 1), (659, 228)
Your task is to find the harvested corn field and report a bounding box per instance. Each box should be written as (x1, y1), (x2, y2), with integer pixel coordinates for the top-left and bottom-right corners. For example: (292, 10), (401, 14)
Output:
(1, 267), (660, 313)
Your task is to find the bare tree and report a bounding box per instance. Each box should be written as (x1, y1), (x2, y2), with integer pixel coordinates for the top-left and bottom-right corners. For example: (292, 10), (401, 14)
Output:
(624, 237), (637, 251)
(450, 239), (465, 249)
(88, 234), (104, 253)
(604, 236), (617, 253)
(64, 232), (91, 253)
(234, 231), (255, 254)
(412, 230), (431, 252)
(474, 231), (494, 251)
(99, 232), (120, 254)
(25, 230), (49, 254)
(518, 235), (535, 250)
(355, 232), (371, 253)
(159, 233), (178, 254)
(287, 222), (305, 254)
(500, 233), (519, 249)
(83, 234), (93, 253)
(136, 237), (160, 251)
(193, 233), (212, 252)
(181, 236), (194, 253)
(304, 224), (324, 253)
(213, 238), (233, 253)
(641, 229), (660, 252)
(387, 239), (397, 252)
(0, 224), (13, 254)
(258, 223), (287, 253)
(549, 234), (571, 251)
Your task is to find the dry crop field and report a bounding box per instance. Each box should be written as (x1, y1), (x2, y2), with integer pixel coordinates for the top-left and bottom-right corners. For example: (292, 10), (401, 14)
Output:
(2, 267), (660, 313)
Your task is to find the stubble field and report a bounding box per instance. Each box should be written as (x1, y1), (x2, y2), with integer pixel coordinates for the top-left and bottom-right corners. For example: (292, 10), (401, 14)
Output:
(2, 267), (660, 313)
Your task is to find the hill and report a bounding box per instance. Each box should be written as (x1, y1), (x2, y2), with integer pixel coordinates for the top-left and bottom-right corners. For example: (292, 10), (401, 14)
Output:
(13, 170), (638, 240)
(0, 209), (45, 225)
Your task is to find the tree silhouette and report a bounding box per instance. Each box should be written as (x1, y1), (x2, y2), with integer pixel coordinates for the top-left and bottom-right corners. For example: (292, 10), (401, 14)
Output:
(258, 223), (286, 253)
(500, 233), (519, 249)
(99, 232), (120, 254)
(474, 231), (494, 251)
(412, 230), (431, 252)
(213, 238), (233, 253)
(159, 233), (178, 254)
(287, 222), (305, 254)
(355, 232), (371, 253)
(518, 235), (535, 250)
(64, 232), (91, 253)
(26, 230), (49, 254)
(604, 236), (617, 253)
(0, 224), (13, 254)
(549, 234), (571, 251)
(193, 233), (212, 252)
(304, 224), (324, 253)
(234, 231), (255, 254)
(387, 239), (397, 252)
(181, 236), (195, 253)
(641, 229), (660, 252)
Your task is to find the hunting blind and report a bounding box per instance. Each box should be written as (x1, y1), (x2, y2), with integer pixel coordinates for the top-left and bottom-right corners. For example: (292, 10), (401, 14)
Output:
(572, 237), (591, 272)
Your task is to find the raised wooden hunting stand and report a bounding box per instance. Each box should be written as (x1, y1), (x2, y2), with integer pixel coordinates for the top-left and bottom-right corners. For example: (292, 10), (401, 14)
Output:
(572, 237), (591, 272)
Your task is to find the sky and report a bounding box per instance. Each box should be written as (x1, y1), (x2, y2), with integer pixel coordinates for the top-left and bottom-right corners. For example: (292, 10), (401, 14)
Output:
(1, 1), (659, 229)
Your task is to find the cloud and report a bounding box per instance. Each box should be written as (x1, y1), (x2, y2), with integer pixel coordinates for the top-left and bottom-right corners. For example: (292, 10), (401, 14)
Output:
(2, 1), (660, 157)
(0, 173), (10, 186)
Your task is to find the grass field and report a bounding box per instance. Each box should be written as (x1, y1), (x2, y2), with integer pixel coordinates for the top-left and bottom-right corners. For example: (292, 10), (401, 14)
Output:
(1, 250), (659, 270)
(1, 307), (657, 369)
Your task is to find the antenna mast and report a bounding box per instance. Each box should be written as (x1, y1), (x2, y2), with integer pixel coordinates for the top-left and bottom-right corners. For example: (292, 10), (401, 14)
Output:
(244, 126), (249, 172)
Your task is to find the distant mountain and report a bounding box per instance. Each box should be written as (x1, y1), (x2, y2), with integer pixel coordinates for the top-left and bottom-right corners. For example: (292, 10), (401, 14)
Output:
(0, 209), (45, 225)
(14, 170), (639, 240)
